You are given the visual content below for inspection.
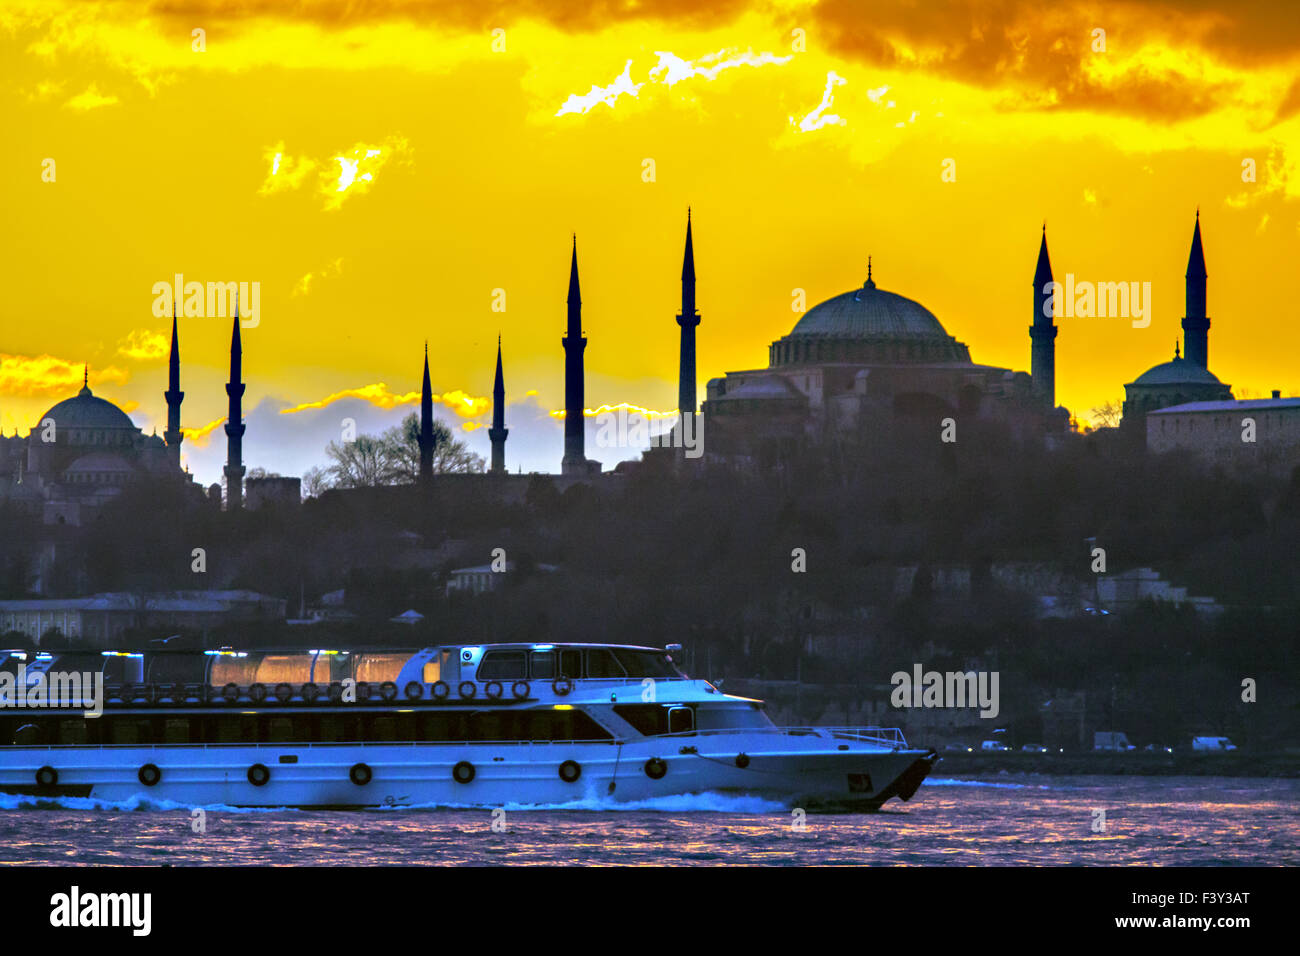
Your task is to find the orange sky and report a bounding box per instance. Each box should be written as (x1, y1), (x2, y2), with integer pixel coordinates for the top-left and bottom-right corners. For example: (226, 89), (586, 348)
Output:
(3, 0), (1299, 482)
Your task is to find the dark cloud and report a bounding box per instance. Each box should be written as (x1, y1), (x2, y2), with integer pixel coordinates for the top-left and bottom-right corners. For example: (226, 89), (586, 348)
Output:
(132, 0), (1297, 122)
(1274, 76), (1300, 124)
(805, 0), (1256, 121)
(144, 0), (755, 32)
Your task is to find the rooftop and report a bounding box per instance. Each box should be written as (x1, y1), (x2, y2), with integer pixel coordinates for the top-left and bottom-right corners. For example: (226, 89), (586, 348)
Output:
(1150, 397), (1300, 414)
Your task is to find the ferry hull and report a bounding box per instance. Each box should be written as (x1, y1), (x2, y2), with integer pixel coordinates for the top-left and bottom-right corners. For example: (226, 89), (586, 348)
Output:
(0, 740), (937, 811)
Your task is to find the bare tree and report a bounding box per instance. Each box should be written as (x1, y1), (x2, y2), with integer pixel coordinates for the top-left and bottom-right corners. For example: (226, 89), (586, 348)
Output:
(1088, 400), (1123, 430)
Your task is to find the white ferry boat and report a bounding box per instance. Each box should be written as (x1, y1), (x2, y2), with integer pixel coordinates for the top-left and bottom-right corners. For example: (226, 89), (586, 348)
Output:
(0, 643), (936, 810)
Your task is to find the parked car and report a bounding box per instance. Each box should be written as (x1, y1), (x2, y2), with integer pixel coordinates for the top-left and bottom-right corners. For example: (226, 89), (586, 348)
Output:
(1094, 731), (1136, 751)
(981, 740), (1010, 752)
(1143, 743), (1174, 754)
(943, 743), (973, 753)
(1020, 743), (1049, 753)
(1192, 736), (1237, 752)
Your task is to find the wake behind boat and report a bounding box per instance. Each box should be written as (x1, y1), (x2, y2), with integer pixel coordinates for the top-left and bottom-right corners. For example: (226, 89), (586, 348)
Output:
(0, 642), (937, 810)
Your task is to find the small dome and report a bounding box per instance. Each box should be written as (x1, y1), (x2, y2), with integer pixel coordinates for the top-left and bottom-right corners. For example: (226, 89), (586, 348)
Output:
(1131, 357), (1223, 387)
(39, 386), (137, 432)
(791, 280), (948, 339)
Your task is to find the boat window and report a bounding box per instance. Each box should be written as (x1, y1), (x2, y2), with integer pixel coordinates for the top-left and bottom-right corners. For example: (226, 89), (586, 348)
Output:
(12, 722), (43, 745)
(312, 652), (352, 684)
(476, 713), (503, 740)
(611, 649), (685, 678)
(264, 717), (295, 744)
(530, 651), (556, 679)
(419, 712), (453, 741)
(256, 654), (314, 685)
(668, 706), (694, 734)
(423, 659), (441, 684)
(612, 704), (671, 736)
(558, 650), (582, 678)
(585, 649), (627, 679)
(207, 716), (257, 744)
(0, 707), (615, 746)
(108, 718), (151, 745)
(695, 704), (775, 731)
(355, 653), (407, 683)
(57, 718), (90, 745)
(316, 715), (361, 744)
(162, 718), (191, 744)
(477, 651), (528, 681)
(209, 654), (262, 688)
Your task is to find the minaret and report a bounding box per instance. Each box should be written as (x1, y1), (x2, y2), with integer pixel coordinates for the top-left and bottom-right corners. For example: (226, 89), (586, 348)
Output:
(561, 236), (588, 475)
(163, 305), (184, 468)
(223, 307), (246, 511)
(1182, 210), (1210, 369)
(488, 336), (508, 475)
(676, 209), (700, 416)
(1029, 224), (1058, 408)
(418, 342), (434, 484)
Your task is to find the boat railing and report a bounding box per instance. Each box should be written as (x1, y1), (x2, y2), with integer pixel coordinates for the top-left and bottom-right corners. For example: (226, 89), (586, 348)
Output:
(87, 675), (706, 706)
(658, 726), (909, 748)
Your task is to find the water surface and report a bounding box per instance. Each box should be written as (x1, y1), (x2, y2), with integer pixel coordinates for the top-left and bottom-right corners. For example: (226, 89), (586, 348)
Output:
(1, 775), (1295, 865)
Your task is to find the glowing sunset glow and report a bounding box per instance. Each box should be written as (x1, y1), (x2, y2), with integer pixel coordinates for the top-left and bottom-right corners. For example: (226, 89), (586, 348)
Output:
(3, 0), (1299, 483)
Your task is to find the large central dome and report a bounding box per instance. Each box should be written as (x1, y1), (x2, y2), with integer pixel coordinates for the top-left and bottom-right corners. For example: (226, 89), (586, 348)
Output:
(791, 277), (949, 339)
(39, 385), (137, 432)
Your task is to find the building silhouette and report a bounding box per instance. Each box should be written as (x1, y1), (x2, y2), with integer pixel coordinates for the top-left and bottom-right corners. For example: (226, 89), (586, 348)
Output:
(561, 237), (599, 476)
(223, 310), (247, 511)
(418, 342), (434, 484)
(1121, 213), (1233, 441)
(488, 336), (508, 475)
(1030, 224), (1058, 408)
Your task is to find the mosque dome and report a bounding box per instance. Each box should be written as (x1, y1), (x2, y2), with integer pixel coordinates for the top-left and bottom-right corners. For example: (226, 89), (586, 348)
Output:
(790, 275), (949, 340)
(1130, 356), (1223, 388)
(39, 385), (137, 433)
(769, 264), (971, 368)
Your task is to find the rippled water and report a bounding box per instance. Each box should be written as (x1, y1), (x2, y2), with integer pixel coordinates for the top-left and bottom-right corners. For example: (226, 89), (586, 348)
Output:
(1, 775), (1296, 865)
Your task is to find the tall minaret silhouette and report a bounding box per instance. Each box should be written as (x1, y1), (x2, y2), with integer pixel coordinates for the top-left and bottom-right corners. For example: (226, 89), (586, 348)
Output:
(561, 236), (588, 475)
(1030, 223), (1057, 408)
(163, 304), (184, 468)
(1182, 210), (1210, 369)
(676, 209), (700, 417)
(223, 306), (246, 511)
(488, 336), (508, 475)
(418, 342), (434, 484)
